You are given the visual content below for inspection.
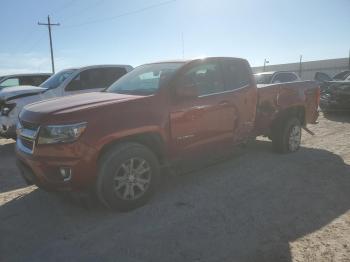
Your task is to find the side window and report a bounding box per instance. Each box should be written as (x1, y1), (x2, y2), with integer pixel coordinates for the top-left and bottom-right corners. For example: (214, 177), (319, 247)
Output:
(66, 68), (127, 91)
(315, 72), (332, 82)
(181, 61), (225, 96)
(102, 68), (127, 87)
(19, 76), (38, 86)
(0, 78), (19, 87)
(223, 60), (251, 90)
(272, 73), (297, 83)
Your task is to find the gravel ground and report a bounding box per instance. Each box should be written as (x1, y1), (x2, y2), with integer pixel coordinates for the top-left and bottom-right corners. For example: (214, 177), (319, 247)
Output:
(1, 113), (350, 262)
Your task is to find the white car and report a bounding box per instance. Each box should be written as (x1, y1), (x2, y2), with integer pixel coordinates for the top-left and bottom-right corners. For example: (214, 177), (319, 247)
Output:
(0, 64), (133, 138)
(254, 71), (301, 86)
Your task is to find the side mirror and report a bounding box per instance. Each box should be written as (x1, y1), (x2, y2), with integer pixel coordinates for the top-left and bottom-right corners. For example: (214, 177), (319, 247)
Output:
(176, 83), (199, 99)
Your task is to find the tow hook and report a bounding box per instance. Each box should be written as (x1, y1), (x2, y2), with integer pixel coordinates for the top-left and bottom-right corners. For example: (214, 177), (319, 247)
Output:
(303, 126), (315, 136)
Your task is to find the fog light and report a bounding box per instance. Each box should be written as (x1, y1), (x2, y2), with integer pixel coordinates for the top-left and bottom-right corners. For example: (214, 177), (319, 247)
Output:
(59, 167), (72, 181)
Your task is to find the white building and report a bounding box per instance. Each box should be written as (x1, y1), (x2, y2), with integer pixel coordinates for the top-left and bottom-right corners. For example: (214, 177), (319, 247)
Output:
(253, 57), (350, 80)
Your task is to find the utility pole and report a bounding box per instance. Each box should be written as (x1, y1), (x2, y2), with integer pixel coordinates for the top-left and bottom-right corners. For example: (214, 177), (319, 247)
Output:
(348, 48), (350, 70)
(38, 16), (60, 74)
(299, 55), (303, 78)
(263, 58), (269, 72)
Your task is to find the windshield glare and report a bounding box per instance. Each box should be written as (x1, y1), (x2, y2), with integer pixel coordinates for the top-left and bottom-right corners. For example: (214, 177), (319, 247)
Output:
(106, 63), (184, 95)
(254, 73), (273, 84)
(40, 69), (77, 89)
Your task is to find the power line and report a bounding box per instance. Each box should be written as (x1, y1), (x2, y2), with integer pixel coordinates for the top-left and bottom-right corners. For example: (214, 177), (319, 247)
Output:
(38, 16), (60, 73)
(62, 0), (176, 29)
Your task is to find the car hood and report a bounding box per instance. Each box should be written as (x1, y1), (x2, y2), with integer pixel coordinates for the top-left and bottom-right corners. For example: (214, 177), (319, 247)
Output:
(0, 85), (47, 101)
(24, 92), (144, 116)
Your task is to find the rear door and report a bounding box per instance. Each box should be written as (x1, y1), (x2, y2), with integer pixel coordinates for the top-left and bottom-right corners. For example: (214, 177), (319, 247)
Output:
(170, 59), (238, 156)
(64, 67), (127, 95)
(221, 58), (257, 142)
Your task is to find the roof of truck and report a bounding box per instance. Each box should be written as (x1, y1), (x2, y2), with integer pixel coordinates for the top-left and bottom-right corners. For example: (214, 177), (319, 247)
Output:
(143, 57), (248, 65)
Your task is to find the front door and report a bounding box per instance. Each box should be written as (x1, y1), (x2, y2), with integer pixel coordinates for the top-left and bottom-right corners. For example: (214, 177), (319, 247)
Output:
(169, 59), (238, 156)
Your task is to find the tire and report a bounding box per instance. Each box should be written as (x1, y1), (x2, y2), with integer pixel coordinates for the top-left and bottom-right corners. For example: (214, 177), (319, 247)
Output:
(271, 117), (302, 154)
(96, 142), (160, 212)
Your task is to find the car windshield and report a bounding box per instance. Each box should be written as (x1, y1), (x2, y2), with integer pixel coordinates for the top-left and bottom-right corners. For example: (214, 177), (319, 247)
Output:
(106, 63), (184, 95)
(40, 69), (77, 89)
(254, 73), (273, 84)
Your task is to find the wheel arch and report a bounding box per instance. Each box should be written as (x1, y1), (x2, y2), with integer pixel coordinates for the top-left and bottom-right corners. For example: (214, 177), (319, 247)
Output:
(273, 106), (306, 127)
(97, 132), (167, 165)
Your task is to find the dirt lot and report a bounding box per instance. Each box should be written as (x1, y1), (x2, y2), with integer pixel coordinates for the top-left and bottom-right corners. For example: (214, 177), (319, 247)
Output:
(1, 114), (350, 262)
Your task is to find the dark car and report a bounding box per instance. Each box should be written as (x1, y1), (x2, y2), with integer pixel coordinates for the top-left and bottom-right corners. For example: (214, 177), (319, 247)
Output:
(0, 73), (52, 90)
(320, 81), (350, 112)
(333, 70), (350, 81)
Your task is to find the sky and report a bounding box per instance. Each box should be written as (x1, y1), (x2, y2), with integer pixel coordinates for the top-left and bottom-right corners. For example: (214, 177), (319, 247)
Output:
(0, 0), (349, 75)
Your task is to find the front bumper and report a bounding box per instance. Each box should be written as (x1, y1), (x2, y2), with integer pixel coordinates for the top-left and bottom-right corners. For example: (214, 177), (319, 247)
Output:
(0, 116), (16, 138)
(15, 139), (99, 192)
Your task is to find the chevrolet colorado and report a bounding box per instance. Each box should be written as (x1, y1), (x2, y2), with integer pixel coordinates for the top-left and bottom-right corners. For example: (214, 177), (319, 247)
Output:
(16, 57), (320, 211)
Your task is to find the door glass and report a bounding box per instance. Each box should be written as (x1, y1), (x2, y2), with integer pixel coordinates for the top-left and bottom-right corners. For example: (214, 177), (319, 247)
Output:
(0, 78), (19, 87)
(67, 68), (128, 91)
(182, 61), (224, 96)
(223, 60), (251, 90)
(273, 73), (297, 83)
(314, 72), (332, 82)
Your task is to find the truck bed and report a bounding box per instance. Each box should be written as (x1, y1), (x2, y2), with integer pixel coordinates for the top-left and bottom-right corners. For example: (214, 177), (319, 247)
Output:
(254, 81), (320, 136)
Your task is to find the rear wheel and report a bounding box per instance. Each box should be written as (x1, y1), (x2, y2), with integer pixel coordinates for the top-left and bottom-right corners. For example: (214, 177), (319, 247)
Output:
(96, 142), (160, 211)
(271, 117), (302, 153)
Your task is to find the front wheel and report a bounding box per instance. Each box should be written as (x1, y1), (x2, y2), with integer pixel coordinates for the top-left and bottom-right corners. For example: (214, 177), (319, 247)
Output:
(271, 117), (302, 153)
(96, 143), (160, 211)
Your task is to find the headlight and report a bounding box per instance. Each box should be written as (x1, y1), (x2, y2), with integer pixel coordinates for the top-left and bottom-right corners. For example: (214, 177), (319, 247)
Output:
(38, 122), (87, 145)
(1, 102), (16, 116)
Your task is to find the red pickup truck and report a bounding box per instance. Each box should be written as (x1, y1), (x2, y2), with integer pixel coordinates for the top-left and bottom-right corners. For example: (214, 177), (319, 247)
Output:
(16, 57), (320, 211)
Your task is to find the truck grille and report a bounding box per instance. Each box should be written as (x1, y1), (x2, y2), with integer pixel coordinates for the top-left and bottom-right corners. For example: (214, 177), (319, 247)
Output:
(20, 137), (35, 152)
(21, 120), (39, 131)
(17, 119), (40, 154)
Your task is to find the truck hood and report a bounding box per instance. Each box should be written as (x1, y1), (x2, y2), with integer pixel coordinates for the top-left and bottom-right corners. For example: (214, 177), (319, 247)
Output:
(24, 92), (143, 116)
(0, 85), (47, 101)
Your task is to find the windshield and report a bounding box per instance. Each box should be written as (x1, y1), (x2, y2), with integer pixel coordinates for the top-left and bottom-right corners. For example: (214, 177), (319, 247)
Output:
(106, 63), (184, 95)
(40, 69), (77, 89)
(254, 73), (273, 84)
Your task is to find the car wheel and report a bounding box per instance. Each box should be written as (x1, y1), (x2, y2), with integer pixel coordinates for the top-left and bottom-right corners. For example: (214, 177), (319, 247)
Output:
(272, 117), (302, 153)
(96, 142), (160, 211)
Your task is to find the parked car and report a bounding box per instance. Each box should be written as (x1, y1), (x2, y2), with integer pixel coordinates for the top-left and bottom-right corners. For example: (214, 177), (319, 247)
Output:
(0, 73), (51, 90)
(333, 70), (350, 81)
(319, 81), (350, 113)
(16, 57), (320, 211)
(254, 71), (300, 85)
(0, 65), (133, 138)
